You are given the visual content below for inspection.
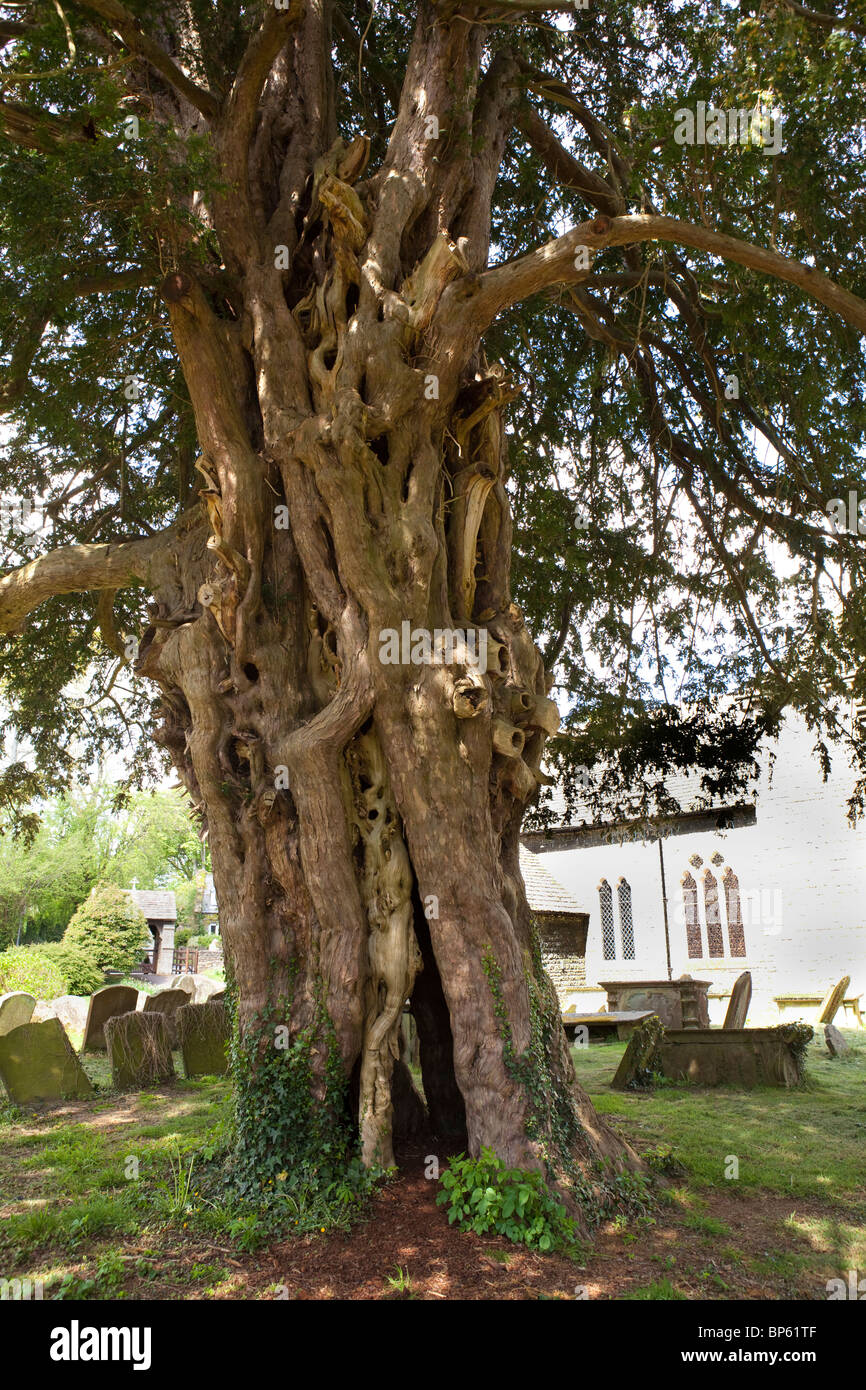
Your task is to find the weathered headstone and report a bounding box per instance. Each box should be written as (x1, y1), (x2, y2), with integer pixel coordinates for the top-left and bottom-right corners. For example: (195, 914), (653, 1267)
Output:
(0, 1018), (93, 1104)
(824, 1023), (851, 1058)
(177, 999), (229, 1077)
(723, 971), (752, 1030)
(31, 995), (89, 1034)
(611, 1015), (664, 1091)
(818, 976), (850, 1025)
(169, 972), (222, 1004)
(82, 985), (140, 1051)
(105, 1011), (175, 1090)
(0, 992), (35, 1036)
(143, 988), (189, 1047)
(168, 973), (197, 998)
(208, 990), (226, 1004)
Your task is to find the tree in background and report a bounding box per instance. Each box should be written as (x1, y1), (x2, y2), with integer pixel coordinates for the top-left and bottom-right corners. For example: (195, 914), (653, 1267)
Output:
(0, 785), (203, 944)
(0, 2), (863, 1221)
(62, 881), (151, 975)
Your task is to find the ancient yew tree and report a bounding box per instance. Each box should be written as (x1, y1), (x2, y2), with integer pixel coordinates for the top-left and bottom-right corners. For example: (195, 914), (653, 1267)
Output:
(1, 2), (865, 1223)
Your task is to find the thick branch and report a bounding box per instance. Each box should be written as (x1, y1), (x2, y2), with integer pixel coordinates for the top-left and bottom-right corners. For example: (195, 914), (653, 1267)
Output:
(0, 530), (171, 634)
(516, 104), (624, 217)
(75, 0), (219, 118)
(460, 214), (866, 336)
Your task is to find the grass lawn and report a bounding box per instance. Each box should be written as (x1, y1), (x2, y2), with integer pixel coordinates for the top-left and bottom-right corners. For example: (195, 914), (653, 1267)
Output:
(0, 1029), (863, 1300)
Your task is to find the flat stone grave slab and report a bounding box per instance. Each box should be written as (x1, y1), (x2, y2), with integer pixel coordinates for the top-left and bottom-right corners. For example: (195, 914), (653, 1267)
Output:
(177, 1000), (229, 1077)
(105, 1011), (175, 1090)
(0, 992), (36, 1036)
(657, 1027), (812, 1088)
(563, 1009), (656, 1042)
(0, 1018), (94, 1105)
(83, 985), (140, 1051)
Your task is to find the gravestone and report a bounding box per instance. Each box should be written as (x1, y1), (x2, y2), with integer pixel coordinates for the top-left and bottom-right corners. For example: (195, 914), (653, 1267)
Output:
(169, 972), (222, 1004)
(657, 1025), (812, 1087)
(723, 971), (752, 1030)
(0, 1018), (93, 1104)
(105, 1011), (175, 1090)
(177, 999), (229, 1077)
(31, 995), (89, 1035)
(818, 976), (850, 1026)
(0, 992), (35, 1036)
(208, 990), (226, 1004)
(824, 1023), (850, 1058)
(143, 989), (189, 1047)
(82, 985), (140, 1051)
(168, 973), (197, 997)
(611, 1015), (665, 1091)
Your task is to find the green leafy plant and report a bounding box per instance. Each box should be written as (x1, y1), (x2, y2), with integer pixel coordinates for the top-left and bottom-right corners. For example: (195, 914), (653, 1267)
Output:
(436, 1148), (581, 1254)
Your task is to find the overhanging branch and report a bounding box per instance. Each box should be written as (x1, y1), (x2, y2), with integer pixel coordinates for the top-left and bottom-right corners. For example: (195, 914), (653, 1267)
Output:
(458, 214), (866, 336)
(0, 528), (174, 634)
(74, 0), (219, 119)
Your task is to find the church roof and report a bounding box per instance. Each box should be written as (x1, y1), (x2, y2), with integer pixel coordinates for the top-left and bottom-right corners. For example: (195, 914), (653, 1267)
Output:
(129, 889), (176, 921)
(519, 846), (586, 917)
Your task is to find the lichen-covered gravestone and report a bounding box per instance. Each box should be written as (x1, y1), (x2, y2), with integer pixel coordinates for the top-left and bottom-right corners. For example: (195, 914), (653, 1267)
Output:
(818, 976), (850, 1026)
(0, 992), (35, 1036)
(105, 1011), (175, 1090)
(143, 989), (190, 1048)
(177, 1000), (229, 1077)
(722, 971), (752, 1030)
(0, 1018), (93, 1104)
(611, 1015), (665, 1091)
(82, 985), (140, 1051)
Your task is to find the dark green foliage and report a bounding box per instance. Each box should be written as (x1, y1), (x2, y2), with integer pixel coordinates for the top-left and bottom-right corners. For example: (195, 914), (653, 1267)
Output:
(62, 882), (150, 974)
(0, 4), (864, 816)
(42, 941), (104, 997)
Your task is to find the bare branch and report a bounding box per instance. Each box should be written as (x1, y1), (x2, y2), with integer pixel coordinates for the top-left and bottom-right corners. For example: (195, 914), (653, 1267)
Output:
(779, 0), (866, 38)
(458, 213), (866, 336)
(0, 529), (173, 634)
(516, 103), (624, 217)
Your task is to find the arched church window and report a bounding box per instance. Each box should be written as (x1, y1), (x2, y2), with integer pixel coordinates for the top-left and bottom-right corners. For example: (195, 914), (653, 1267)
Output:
(599, 880), (616, 960)
(703, 871), (724, 957)
(723, 867), (746, 957)
(617, 878), (636, 959)
(682, 872), (702, 958)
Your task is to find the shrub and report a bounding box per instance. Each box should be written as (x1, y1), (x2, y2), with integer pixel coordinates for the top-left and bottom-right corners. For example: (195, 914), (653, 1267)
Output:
(436, 1148), (580, 1253)
(190, 932), (217, 950)
(42, 942), (104, 996)
(174, 927), (192, 947)
(62, 882), (151, 975)
(0, 945), (65, 1000)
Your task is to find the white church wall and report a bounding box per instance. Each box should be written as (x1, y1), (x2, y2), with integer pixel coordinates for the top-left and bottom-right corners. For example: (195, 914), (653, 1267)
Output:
(531, 716), (866, 1026)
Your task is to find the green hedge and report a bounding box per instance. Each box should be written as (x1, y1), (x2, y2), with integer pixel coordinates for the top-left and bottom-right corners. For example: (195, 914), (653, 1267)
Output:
(42, 942), (105, 996)
(0, 945), (66, 1000)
